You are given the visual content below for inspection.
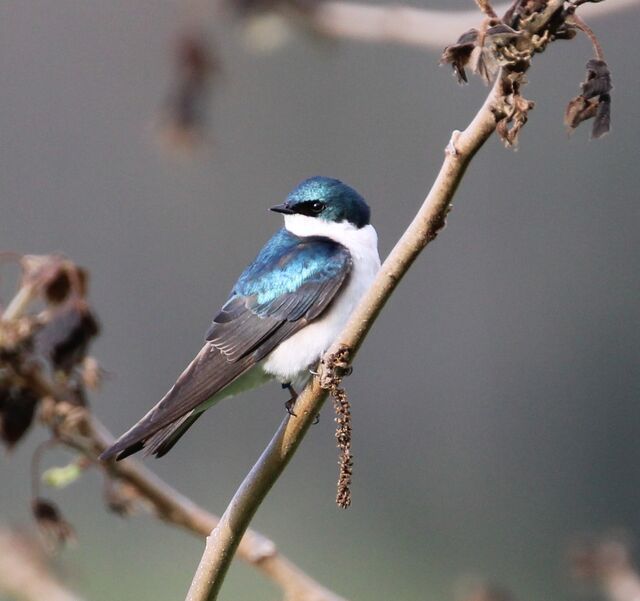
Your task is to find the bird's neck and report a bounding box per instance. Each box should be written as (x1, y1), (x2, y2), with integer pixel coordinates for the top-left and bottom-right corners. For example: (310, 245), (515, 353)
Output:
(283, 214), (379, 262)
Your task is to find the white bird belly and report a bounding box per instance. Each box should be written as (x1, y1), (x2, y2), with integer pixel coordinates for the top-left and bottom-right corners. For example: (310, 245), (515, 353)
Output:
(262, 218), (380, 382)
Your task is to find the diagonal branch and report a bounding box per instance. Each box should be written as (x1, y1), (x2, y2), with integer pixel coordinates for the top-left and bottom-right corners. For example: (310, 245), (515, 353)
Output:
(186, 60), (505, 601)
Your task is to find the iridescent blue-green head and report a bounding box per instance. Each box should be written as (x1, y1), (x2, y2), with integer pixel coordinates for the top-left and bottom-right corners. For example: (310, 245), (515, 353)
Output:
(271, 176), (371, 229)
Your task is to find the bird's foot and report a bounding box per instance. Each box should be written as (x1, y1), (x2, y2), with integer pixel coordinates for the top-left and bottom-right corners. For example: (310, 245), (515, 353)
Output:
(282, 382), (298, 417)
(312, 413), (320, 425)
(285, 398), (297, 417)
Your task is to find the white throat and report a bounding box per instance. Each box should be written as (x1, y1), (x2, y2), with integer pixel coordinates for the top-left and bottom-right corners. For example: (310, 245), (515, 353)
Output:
(283, 214), (378, 255)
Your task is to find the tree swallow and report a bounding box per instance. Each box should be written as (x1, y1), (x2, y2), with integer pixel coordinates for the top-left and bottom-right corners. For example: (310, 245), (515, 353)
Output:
(100, 176), (380, 461)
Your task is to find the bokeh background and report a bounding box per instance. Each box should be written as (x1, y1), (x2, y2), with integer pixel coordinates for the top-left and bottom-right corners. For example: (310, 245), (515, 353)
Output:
(1, 1), (639, 600)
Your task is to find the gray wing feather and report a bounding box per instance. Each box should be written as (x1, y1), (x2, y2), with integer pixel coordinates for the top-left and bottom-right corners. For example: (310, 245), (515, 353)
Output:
(100, 233), (351, 461)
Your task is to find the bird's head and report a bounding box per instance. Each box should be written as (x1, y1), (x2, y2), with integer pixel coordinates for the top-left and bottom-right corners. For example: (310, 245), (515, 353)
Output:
(271, 177), (370, 229)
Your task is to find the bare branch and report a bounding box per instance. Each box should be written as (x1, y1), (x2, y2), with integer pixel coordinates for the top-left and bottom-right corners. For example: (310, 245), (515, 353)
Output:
(311, 0), (638, 49)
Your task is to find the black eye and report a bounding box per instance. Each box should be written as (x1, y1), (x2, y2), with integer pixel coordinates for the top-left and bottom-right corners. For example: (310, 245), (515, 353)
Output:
(294, 200), (326, 217)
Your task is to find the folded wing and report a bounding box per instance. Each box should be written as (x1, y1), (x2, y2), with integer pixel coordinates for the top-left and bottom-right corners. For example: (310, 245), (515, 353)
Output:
(100, 229), (351, 460)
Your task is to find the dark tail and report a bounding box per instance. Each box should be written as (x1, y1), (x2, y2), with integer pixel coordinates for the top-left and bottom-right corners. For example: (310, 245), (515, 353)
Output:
(145, 412), (203, 458)
(98, 343), (255, 462)
(99, 411), (203, 461)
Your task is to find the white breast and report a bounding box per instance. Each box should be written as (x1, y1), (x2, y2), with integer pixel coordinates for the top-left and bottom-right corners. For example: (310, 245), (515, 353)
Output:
(261, 215), (381, 383)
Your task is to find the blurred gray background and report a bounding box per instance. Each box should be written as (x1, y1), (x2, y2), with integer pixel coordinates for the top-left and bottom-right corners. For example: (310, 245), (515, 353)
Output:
(1, 1), (639, 600)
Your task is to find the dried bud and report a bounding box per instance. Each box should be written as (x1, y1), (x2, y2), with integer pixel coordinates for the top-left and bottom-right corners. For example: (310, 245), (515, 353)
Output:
(31, 498), (76, 546)
(0, 384), (40, 449)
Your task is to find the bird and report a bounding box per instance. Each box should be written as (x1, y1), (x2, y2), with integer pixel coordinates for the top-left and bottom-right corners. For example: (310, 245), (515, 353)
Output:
(99, 176), (380, 461)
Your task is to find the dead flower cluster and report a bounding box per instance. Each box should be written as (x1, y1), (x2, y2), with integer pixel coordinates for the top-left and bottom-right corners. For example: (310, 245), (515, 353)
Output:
(440, 0), (612, 146)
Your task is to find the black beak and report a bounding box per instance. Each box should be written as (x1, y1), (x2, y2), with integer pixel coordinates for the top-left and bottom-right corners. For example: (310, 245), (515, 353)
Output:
(270, 203), (295, 215)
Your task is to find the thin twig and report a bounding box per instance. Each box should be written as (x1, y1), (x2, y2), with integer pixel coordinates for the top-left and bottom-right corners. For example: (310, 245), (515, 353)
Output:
(569, 13), (605, 60)
(475, 0), (498, 19)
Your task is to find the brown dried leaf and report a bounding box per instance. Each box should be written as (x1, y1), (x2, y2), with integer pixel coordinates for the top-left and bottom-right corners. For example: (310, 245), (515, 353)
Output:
(496, 83), (535, 148)
(441, 29), (478, 84)
(43, 266), (88, 305)
(582, 59), (612, 99)
(592, 94), (611, 139)
(442, 23), (522, 86)
(35, 302), (100, 373)
(565, 59), (612, 138)
(469, 46), (494, 85)
(565, 95), (597, 130)
(0, 384), (40, 449)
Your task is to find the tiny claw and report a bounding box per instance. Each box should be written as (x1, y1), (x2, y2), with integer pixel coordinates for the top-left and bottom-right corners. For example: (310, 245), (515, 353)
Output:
(312, 413), (320, 425)
(283, 383), (298, 417)
(285, 398), (297, 417)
